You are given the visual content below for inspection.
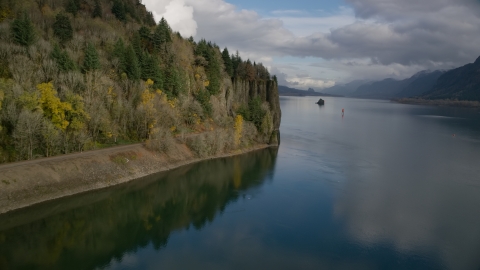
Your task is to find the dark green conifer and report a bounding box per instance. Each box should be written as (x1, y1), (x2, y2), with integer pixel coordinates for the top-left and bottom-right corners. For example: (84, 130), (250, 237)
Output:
(10, 13), (36, 47)
(131, 32), (144, 62)
(125, 45), (141, 80)
(65, 0), (78, 16)
(112, 0), (126, 22)
(153, 18), (172, 52)
(222, 48), (233, 77)
(51, 44), (76, 72)
(141, 53), (163, 88)
(83, 43), (100, 72)
(53, 13), (73, 44)
(163, 56), (181, 97)
(144, 11), (156, 26)
(194, 40), (221, 95)
(138, 26), (152, 51)
(51, 43), (62, 60)
(113, 38), (126, 73)
(92, 0), (102, 18)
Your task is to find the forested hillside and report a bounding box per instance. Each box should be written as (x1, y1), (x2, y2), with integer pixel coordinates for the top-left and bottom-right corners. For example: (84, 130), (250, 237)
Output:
(422, 56), (480, 101)
(0, 0), (280, 163)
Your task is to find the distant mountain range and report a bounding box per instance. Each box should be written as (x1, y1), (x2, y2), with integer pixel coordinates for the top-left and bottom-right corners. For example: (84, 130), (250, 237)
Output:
(281, 55), (480, 102)
(346, 70), (445, 99)
(422, 57), (480, 101)
(278, 85), (342, 97)
(321, 80), (367, 96)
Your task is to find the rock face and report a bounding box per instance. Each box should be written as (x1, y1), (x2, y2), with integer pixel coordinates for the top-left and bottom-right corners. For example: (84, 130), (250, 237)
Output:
(231, 78), (282, 136)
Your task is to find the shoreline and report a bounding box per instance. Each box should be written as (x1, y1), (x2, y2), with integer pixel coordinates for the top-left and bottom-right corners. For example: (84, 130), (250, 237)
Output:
(393, 98), (480, 108)
(0, 142), (274, 215)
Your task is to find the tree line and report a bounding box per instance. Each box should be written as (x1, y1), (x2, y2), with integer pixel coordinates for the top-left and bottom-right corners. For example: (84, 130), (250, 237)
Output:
(0, 0), (276, 162)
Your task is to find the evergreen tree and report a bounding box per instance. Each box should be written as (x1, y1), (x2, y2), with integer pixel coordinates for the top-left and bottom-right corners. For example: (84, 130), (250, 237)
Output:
(163, 56), (180, 97)
(51, 43), (62, 60)
(144, 11), (156, 27)
(65, 0), (78, 16)
(51, 44), (76, 72)
(10, 12), (36, 47)
(92, 0), (102, 18)
(82, 43), (100, 72)
(112, 0), (126, 22)
(195, 40), (221, 95)
(125, 45), (141, 80)
(141, 53), (163, 88)
(123, 1), (139, 22)
(231, 51), (242, 77)
(153, 17), (172, 52)
(138, 26), (152, 52)
(131, 32), (143, 58)
(222, 48), (233, 77)
(113, 38), (126, 74)
(53, 13), (73, 44)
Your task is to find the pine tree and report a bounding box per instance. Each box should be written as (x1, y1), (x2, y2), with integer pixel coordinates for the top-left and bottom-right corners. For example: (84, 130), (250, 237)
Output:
(153, 17), (172, 52)
(92, 0), (102, 18)
(163, 56), (181, 97)
(222, 48), (233, 77)
(131, 32), (143, 60)
(145, 11), (156, 26)
(65, 0), (78, 16)
(51, 44), (76, 72)
(112, 0), (126, 22)
(10, 13), (36, 47)
(53, 13), (73, 44)
(138, 26), (152, 52)
(83, 43), (100, 72)
(51, 43), (62, 60)
(125, 45), (140, 80)
(231, 51), (242, 77)
(141, 53), (163, 89)
(113, 38), (126, 74)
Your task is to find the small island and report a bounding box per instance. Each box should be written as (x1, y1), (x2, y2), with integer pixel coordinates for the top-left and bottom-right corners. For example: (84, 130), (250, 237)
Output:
(316, 98), (325, 105)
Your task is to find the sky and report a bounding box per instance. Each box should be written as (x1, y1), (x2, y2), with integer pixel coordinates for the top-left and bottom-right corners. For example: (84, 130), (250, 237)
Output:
(142, 0), (480, 90)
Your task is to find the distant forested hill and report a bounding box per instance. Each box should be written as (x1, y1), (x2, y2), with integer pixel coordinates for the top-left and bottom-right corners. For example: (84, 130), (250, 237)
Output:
(395, 70), (445, 98)
(348, 70), (445, 99)
(421, 57), (480, 101)
(0, 0), (280, 162)
(320, 80), (366, 96)
(278, 85), (342, 97)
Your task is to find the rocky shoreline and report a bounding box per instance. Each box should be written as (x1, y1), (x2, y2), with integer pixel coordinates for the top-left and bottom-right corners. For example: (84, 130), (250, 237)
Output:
(0, 141), (274, 214)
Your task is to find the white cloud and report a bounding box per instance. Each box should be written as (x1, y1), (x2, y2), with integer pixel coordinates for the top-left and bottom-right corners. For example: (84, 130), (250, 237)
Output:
(143, 0), (197, 37)
(287, 77), (336, 89)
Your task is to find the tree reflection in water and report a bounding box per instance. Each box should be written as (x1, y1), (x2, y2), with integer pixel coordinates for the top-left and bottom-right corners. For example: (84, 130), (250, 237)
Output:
(0, 148), (278, 270)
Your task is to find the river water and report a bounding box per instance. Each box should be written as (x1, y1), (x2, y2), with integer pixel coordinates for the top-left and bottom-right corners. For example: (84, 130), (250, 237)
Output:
(1, 96), (480, 270)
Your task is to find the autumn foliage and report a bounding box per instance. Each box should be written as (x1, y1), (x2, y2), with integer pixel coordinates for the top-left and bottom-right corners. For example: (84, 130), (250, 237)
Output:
(0, 0), (278, 162)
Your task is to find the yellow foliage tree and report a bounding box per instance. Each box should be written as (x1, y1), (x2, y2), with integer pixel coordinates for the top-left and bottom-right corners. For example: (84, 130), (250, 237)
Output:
(234, 115), (243, 148)
(141, 86), (157, 137)
(64, 92), (89, 132)
(37, 82), (78, 131)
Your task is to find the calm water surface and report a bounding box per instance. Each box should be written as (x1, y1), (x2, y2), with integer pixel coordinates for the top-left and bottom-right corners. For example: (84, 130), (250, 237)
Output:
(1, 97), (480, 270)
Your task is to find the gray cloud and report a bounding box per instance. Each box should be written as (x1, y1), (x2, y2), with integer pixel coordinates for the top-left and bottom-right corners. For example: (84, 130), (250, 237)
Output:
(144, 0), (480, 86)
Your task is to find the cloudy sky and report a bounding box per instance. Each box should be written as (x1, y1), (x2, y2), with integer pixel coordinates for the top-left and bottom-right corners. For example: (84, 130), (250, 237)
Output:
(142, 0), (480, 90)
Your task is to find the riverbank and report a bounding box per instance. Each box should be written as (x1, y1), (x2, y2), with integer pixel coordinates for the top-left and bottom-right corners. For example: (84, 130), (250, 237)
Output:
(394, 98), (480, 108)
(0, 139), (274, 214)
